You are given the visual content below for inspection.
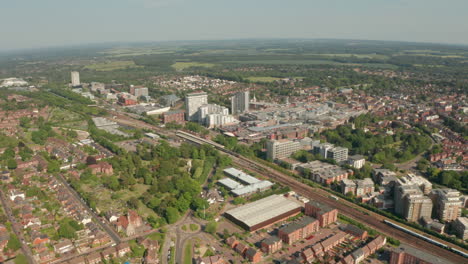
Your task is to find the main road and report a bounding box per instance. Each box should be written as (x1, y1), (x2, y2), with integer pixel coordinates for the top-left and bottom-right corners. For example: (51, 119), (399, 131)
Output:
(107, 109), (467, 263)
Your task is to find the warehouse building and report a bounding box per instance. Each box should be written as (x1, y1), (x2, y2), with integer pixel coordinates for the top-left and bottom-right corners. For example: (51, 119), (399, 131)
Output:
(224, 195), (303, 232)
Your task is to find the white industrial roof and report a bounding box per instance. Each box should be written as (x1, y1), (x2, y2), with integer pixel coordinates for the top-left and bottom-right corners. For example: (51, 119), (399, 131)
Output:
(218, 178), (244, 190)
(224, 167), (260, 185)
(231, 180), (273, 196)
(225, 194), (302, 227)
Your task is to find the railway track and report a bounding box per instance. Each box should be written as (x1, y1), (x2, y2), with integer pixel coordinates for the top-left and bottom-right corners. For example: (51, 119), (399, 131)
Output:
(175, 130), (468, 263)
(105, 112), (467, 263)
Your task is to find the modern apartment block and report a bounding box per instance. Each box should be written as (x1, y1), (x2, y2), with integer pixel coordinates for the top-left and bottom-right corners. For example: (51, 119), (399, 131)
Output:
(71, 71), (80, 87)
(231, 91), (250, 115)
(347, 155), (366, 169)
(266, 139), (301, 160)
(185, 91), (208, 121)
(313, 143), (348, 162)
(341, 178), (374, 197)
(429, 189), (463, 222)
(403, 193), (433, 222)
(130, 85), (149, 98)
(453, 217), (468, 240)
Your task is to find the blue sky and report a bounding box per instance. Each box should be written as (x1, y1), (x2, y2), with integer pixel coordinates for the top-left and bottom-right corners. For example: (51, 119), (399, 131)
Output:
(1, 0), (467, 50)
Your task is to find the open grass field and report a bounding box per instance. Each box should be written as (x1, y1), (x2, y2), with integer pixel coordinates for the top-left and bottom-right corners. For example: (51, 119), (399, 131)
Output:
(84, 60), (142, 71)
(100, 47), (178, 57)
(245, 76), (282, 82)
(171, 62), (216, 71)
(307, 53), (390, 60)
(226, 59), (359, 66)
(183, 241), (192, 264)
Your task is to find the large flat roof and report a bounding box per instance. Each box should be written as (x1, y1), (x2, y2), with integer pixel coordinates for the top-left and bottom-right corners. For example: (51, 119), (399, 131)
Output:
(225, 194), (302, 228)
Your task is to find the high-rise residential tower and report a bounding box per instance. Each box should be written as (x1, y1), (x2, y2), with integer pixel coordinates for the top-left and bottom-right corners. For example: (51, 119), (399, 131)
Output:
(185, 91), (208, 121)
(231, 91), (250, 115)
(71, 71), (80, 87)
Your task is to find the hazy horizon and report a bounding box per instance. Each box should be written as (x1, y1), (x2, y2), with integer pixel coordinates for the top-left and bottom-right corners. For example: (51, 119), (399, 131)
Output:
(2, 0), (468, 51)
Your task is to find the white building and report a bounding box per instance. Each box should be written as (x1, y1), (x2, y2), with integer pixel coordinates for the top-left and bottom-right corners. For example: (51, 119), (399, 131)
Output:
(347, 155), (366, 169)
(185, 92), (208, 121)
(0, 77), (28, 87)
(266, 139), (301, 160)
(231, 91), (250, 115)
(71, 71), (80, 87)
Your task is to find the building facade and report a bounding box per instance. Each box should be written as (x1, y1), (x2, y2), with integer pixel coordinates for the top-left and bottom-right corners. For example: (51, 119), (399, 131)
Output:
(185, 92), (208, 121)
(231, 91), (250, 115)
(429, 189), (462, 222)
(305, 201), (338, 228)
(71, 71), (80, 87)
(266, 139), (301, 160)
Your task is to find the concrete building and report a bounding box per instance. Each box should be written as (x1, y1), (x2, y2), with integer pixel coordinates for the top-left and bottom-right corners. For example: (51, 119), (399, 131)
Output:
(313, 143), (349, 162)
(159, 94), (180, 107)
(185, 91), (208, 121)
(231, 91), (250, 115)
(429, 189), (463, 222)
(453, 217), (468, 240)
(347, 155), (366, 169)
(305, 201), (338, 228)
(130, 85), (149, 98)
(403, 192), (433, 222)
(266, 139), (301, 160)
(296, 161), (351, 185)
(71, 71), (80, 87)
(394, 174), (433, 221)
(341, 178), (374, 197)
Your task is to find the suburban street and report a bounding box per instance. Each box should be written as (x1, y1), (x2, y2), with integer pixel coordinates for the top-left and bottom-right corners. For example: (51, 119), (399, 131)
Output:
(54, 173), (121, 243)
(0, 190), (37, 264)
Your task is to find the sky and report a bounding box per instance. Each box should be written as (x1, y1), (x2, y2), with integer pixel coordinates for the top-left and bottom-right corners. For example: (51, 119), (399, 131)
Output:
(1, 0), (468, 51)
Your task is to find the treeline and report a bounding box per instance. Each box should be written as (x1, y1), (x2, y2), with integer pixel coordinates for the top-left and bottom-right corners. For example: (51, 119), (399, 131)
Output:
(322, 122), (432, 164)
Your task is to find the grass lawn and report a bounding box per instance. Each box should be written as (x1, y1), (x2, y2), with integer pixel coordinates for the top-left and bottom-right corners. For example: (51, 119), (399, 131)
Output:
(49, 107), (85, 125)
(169, 246), (176, 264)
(189, 224), (199, 231)
(307, 53), (389, 60)
(245, 76), (282, 83)
(84, 60), (142, 71)
(183, 242), (192, 264)
(171, 62), (216, 71)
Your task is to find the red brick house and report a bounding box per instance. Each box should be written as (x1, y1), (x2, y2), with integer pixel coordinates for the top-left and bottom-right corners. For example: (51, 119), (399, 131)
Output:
(305, 201), (338, 228)
(245, 248), (262, 263)
(278, 216), (319, 244)
(261, 236), (282, 254)
(88, 162), (113, 175)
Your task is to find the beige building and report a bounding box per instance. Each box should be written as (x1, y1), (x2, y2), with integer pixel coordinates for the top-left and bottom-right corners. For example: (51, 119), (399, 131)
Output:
(453, 217), (468, 240)
(71, 71), (80, 87)
(185, 91), (208, 121)
(266, 139), (301, 160)
(429, 189), (462, 222)
(403, 193), (433, 222)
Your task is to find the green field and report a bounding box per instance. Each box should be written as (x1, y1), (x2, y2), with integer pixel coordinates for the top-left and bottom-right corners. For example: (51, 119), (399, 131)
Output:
(183, 242), (192, 264)
(307, 53), (390, 60)
(227, 59), (359, 66)
(171, 62), (216, 71)
(84, 60), (142, 71)
(100, 47), (177, 57)
(245, 76), (282, 82)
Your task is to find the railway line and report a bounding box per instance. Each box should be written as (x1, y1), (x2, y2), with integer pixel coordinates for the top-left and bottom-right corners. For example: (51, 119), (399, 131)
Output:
(175, 130), (468, 263)
(103, 111), (467, 263)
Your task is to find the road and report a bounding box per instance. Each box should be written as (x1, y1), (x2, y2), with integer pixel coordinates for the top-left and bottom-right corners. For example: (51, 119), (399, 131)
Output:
(54, 173), (121, 243)
(0, 190), (37, 264)
(107, 109), (467, 263)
